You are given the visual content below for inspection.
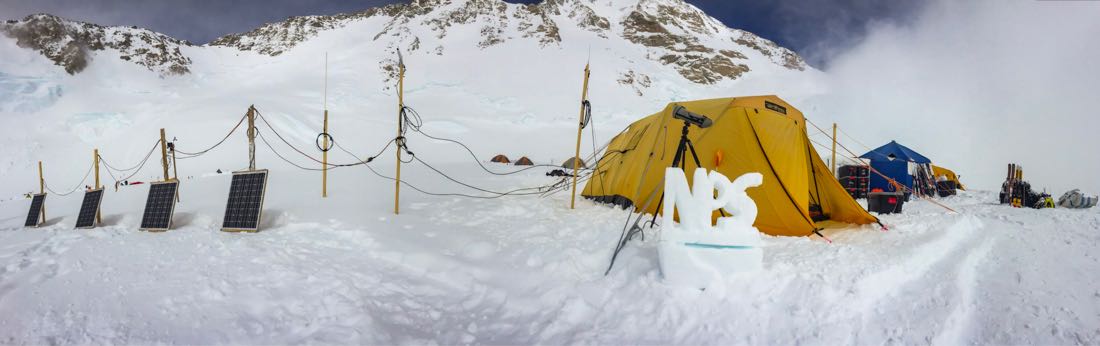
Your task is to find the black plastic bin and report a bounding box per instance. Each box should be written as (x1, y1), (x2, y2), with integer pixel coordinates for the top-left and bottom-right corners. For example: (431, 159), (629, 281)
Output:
(868, 192), (905, 214)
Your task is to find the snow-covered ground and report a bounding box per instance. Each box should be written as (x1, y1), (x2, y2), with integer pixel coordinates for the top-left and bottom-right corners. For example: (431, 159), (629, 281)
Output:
(1, 166), (1098, 344)
(2, 0), (1099, 343)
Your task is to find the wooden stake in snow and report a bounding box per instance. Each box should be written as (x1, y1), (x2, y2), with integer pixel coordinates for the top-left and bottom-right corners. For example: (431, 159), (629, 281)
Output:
(570, 63), (591, 210)
(160, 128), (170, 181)
(93, 148), (102, 224)
(394, 50), (405, 215)
(247, 105), (257, 171)
(38, 160), (46, 220)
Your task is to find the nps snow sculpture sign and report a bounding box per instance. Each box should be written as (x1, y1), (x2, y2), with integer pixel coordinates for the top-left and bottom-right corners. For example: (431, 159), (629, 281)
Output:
(659, 168), (764, 288)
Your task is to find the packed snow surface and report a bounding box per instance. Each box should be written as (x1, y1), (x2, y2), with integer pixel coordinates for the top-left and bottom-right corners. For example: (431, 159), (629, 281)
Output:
(1, 1), (1098, 343)
(2, 175), (1099, 344)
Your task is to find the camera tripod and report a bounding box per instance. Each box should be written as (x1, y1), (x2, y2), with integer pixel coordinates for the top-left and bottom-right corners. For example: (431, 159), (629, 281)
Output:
(649, 120), (727, 226)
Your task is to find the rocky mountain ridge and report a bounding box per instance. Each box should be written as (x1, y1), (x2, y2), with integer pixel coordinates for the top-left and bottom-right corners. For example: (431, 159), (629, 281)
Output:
(1, 0), (807, 84)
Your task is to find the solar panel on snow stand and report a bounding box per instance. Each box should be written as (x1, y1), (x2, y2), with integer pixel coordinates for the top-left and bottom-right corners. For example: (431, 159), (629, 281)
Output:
(140, 180), (179, 231)
(75, 188), (104, 229)
(221, 170), (268, 232)
(24, 193), (46, 227)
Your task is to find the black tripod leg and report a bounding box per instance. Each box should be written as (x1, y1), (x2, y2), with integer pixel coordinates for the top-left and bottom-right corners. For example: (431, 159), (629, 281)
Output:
(685, 139), (702, 169)
(650, 136), (690, 226)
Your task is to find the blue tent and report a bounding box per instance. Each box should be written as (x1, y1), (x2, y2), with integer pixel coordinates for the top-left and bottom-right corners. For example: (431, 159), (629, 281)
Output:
(860, 141), (931, 192)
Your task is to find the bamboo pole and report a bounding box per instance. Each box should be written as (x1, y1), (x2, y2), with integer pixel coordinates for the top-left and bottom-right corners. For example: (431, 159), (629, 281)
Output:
(38, 161), (45, 221)
(569, 63), (591, 209)
(394, 59), (405, 215)
(93, 148), (101, 224)
(322, 111), (329, 198)
(831, 123), (837, 174)
(322, 53), (329, 198)
(160, 128), (170, 181)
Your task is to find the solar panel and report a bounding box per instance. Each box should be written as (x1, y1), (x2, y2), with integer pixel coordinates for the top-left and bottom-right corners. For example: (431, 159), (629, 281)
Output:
(140, 180), (179, 231)
(221, 169), (268, 232)
(24, 193), (46, 227)
(75, 188), (104, 229)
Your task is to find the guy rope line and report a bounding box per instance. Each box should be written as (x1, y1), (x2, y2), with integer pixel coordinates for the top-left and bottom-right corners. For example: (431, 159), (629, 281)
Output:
(44, 161), (94, 196)
(256, 129), (327, 172)
(409, 155), (564, 196)
(98, 139), (162, 184)
(805, 118), (958, 213)
(254, 110), (380, 167)
(99, 139), (161, 173)
(175, 113), (248, 156)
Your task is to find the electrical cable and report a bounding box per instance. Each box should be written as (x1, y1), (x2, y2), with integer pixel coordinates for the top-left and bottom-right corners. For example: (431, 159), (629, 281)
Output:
(44, 162), (94, 196)
(410, 155), (558, 196)
(98, 139), (162, 185)
(254, 110), (379, 167)
(175, 114), (247, 156)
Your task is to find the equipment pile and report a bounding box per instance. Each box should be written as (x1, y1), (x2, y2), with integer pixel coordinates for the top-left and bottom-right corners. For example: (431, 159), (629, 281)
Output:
(999, 163), (1055, 209)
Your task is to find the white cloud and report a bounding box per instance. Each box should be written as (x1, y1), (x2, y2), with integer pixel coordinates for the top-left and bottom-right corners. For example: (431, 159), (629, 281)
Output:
(809, 0), (1100, 195)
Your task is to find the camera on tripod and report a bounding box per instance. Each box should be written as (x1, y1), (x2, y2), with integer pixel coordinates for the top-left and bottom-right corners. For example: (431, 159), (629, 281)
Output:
(672, 105), (713, 128)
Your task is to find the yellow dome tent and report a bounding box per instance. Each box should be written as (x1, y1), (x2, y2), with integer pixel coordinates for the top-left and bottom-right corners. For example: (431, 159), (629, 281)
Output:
(582, 95), (880, 236)
(931, 165), (965, 190)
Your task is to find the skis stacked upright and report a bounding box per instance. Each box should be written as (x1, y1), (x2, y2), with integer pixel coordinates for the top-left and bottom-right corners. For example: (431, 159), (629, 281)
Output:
(1001, 163), (1016, 205)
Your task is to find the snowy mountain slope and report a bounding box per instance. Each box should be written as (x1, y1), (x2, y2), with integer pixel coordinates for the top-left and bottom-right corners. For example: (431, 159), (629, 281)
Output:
(1, 0), (1097, 344)
(1, 14), (192, 75)
(0, 0), (825, 201)
(3, 0), (808, 85)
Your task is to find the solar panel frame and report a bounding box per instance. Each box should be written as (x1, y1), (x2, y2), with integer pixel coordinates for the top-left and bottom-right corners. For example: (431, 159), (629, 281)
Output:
(24, 193), (46, 227)
(221, 169), (269, 232)
(140, 180), (179, 232)
(75, 188), (104, 229)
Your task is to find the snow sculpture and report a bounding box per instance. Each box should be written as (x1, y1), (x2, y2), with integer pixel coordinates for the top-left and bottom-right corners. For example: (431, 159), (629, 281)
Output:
(658, 167), (764, 288)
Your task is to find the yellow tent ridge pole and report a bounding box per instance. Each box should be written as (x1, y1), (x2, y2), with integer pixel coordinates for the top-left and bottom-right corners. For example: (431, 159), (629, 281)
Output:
(322, 109), (329, 198)
(38, 160), (45, 221)
(160, 128), (170, 181)
(831, 123), (837, 174)
(570, 63), (591, 210)
(394, 58), (405, 215)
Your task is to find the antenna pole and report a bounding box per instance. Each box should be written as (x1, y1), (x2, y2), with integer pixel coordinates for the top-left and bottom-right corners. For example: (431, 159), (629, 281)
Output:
(394, 53), (405, 215)
(160, 128), (170, 181)
(247, 105), (257, 171)
(323, 53), (329, 198)
(569, 63), (591, 209)
(94, 148), (101, 224)
(38, 161), (45, 221)
(831, 123), (837, 174)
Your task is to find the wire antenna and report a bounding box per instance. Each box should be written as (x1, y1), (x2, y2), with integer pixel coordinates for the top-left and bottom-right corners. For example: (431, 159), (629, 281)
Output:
(324, 52), (329, 110)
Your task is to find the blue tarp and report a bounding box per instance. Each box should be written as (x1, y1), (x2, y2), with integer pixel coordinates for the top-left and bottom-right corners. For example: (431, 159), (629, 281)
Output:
(860, 141), (931, 192)
(859, 140), (931, 163)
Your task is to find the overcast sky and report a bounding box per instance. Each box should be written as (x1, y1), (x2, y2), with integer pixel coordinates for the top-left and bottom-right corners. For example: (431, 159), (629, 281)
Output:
(0, 0), (920, 67)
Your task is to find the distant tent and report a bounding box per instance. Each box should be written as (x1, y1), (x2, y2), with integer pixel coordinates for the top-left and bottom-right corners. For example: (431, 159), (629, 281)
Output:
(582, 95), (879, 237)
(859, 141), (931, 193)
(931, 165), (965, 190)
(490, 155), (511, 164)
(515, 157), (534, 166)
(562, 157), (586, 169)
